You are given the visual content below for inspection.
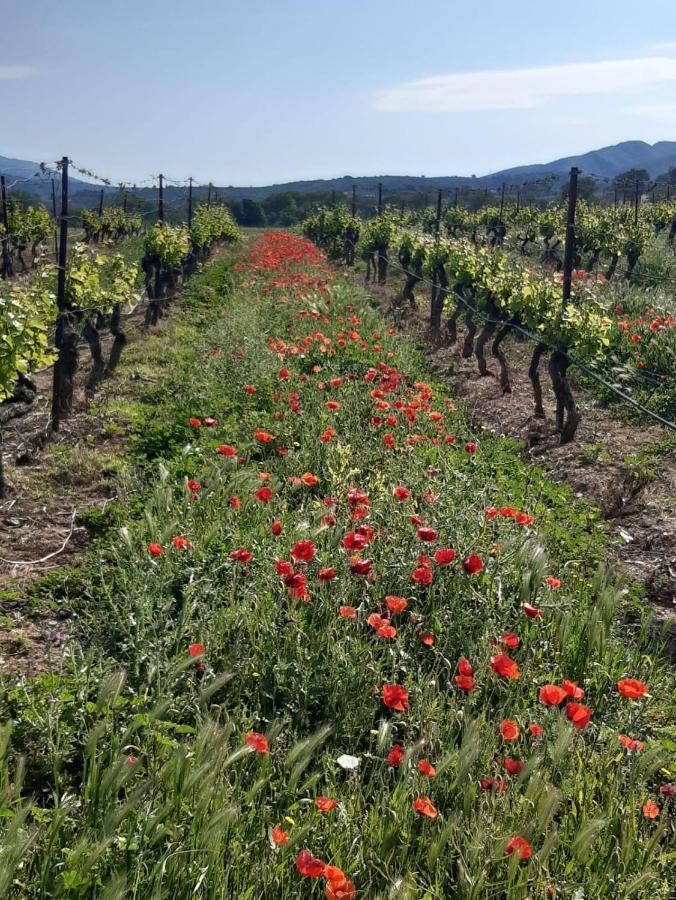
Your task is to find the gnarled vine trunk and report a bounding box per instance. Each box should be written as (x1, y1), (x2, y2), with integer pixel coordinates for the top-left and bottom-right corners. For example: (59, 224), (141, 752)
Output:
(548, 347), (581, 444)
(529, 343), (546, 419)
(492, 321), (513, 393)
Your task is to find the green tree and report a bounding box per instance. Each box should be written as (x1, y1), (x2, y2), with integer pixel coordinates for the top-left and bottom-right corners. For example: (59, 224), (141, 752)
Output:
(612, 168), (651, 194)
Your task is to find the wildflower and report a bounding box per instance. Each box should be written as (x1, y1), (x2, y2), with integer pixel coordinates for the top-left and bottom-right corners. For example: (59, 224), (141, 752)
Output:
(382, 683), (409, 711)
(455, 674), (475, 692)
(188, 643), (205, 658)
(500, 720), (519, 741)
(485, 506), (498, 519)
(412, 565), (433, 585)
(387, 744), (405, 766)
(271, 826), (288, 845)
(339, 606), (356, 619)
(642, 800), (659, 819)
(545, 576), (561, 589)
(296, 850), (325, 878)
(504, 758), (524, 775)
(463, 554), (483, 575)
(217, 444), (237, 457)
(350, 559), (372, 576)
(420, 631), (435, 647)
(418, 759), (437, 777)
(255, 486), (273, 503)
(325, 878), (357, 900)
(566, 702), (592, 730)
(272, 520), (282, 536)
(562, 680), (584, 700)
(245, 732), (269, 754)
(172, 535), (192, 550)
(617, 678), (648, 700)
(343, 531), (368, 551)
(245, 385), (256, 395)
(377, 624), (397, 639)
(230, 547), (252, 564)
(319, 567), (336, 582)
(291, 540), (315, 562)
(618, 735), (644, 752)
(203, 417), (218, 427)
(465, 442), (478, 453)
(505, 836), (532, 860)
(229, 495), (241, 508)
(301, 472), (319, 486)
(523, 603), (543, 618)
(515, 512), (534, 526)
(500, 632), (519, 649)
(394, 486), (411, 501)
(416, 526), (437, 543)
(187, 480), (201, 492)
(147, 542), (164, 557)
(434, 548), (456, 565)
(529, 723), (544, 737)
(315, 797), (337, 813)
(659, 783), (676, 796)
(386, 595), (408, 614)
(491, 654), (520, 679)
(254, 429), (275, 443)
(539, 685), (567, 706)
(413, 796), (438, 818)
(188, 417), (202, 427)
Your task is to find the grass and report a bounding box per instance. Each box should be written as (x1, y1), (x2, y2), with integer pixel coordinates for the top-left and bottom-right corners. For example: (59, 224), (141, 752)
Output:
(0, 233), (674, 899)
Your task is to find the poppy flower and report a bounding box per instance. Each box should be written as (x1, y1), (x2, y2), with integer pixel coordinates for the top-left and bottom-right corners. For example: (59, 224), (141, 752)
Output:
(324, 866), (346, 884)
(455, 674), (475, 692)
(291, 540), (315, 562)
(412, 566), (433, 585)
(275, 559), (294, 576)
(529, 723), (544, 737)
(418, 759), (437, 777)
(523, 603), (543, 618)
(480, 776), (507, 792)
(188, 643), (205, 658)
(490, 654), (520, 679)
(515, 512), (534, 526)
(413, 796), (438, 818)
(434, 548), (456, 565)
(350, 559), (372, 576)
(377, 624), (397, 639)
(420, 631), (435, 647)
(271, 520), (282, 536)
(188, 417), (202, 427)
(278, 368), (291, 380)
(393, 486), (411, 501)
(172, 535), (192, 550)
(315, 797), (337, 813)
(255, 486), (273, 503)
(368, 613), (386, 629)
(618, 735), (644, 752)
(382, 683), (409, 712)
(416, 526), (437, 543)
(318, 568), (336, 583)
(386, 595), (408, 614)
(147, 542), (164, 557)
(458, 657), (474, 676)
(485, 506), (498, 519)
(498, 506), (517, 518)
(296, 850), (325, 878)
(343, 531), (368, 551)
(539, 685), (567, 706)
(386, 743), (405, 766)
(230, 547), (253, 564)
(216, 444), (237, 457)
(203, 417), (217, 427)
(284, 571), (309, 599)
(186, 480), (201, 492)
(500, 632), (519, 649)
(505, 836), (532, 860)
(301, 472), (319, 486)
(566, 702), (592, 730)
(562, 680), (584, 700)
(254, 429), (275, 444)
(271, 826), (288, 846)
(504, 757), (524, 776)
(245, 732), (269, 754)
(659, 783), (676, 796)
(229, 496), (241, 509)
(464, 442), (478, 454)
(642, 800), (659, 819)
(500, 720), (519, 741)
(320, 427), (336, 443)
(463, 554), (484, 575)
(617, 679), (648, 700)
(545, 576), (561, 589)
(325, 879), (357, 900)
(339, 606), (356, 619)
(245, 385), (257, 395)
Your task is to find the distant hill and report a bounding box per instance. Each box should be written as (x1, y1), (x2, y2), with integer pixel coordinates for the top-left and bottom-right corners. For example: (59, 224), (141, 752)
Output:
(3, 141), (676, 205)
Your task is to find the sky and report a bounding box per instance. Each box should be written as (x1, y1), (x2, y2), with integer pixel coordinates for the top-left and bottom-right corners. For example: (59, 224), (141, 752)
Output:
(2, 0), (676, 186)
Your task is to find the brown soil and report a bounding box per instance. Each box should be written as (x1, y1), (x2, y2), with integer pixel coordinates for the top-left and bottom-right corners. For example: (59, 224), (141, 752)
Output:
(365, 277), (676, 642)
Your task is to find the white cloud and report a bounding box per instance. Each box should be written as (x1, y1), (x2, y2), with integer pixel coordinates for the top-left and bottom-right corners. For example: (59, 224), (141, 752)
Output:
(625, 102), (676, 118)
(647, 41), (676, 51)
(374, 56), (676, 113)
(0, 66), (37, 79)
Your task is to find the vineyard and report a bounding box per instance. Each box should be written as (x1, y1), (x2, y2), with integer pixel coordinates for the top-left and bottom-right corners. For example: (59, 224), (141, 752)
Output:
(0, 173), (675, 898)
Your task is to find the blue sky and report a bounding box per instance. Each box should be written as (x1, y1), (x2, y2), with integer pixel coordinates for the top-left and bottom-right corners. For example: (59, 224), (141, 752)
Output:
(2, 0), (676, 185)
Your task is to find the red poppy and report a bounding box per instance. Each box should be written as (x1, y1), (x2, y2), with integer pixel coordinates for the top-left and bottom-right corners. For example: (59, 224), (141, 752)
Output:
(562, 680), (584, 700)
(188, 643), (205, 658)
(480, 776), (507, 792)
(203, 417), (217, 427)
(284, 571), (309, 599)
(387, 743), (405, 766)
(545, 576), (561, 589)
(255, 486), (273, 503)
(420, 631), (435, 647)
(254, 429), (275, 443)
(498, 506), (517, 518)
(271, 520), (282, 536)
(529, 723), (544, 737)
(325, 879), (357, 900)
(188, 417), (202, 427)
(485, 506), (498, 519)
(301, 472), (319, 486)
(324, 866), (346, 884)
(500, 719), (519, 741)
(245, 732), (269, 754)
(642, 800), (659, 819)
(377, 624), (397, 639)
(147, 542), (164, 557)
(317, 569), (335, 584)
(515, 512), (534, 526)
(490, 654), (520, 679)
(463, 554), (483, 575)
(230, 547), (252, 564)
(296, 850), (325, 878)
(659, 783), (676, 796)
(416, 526), (437, 543)
(229, 496), (241, 509)
(275, 559), (293, 576)
(342, 531), (368, 551)
(271, 826), (288, 845)
(500, 632), (519, 649)
(455, 674), (475, 692)
(617, 678), (648, 700)
(505, 836), (532, 860)
(458, 657), (474, 676)
(172, 535), (192, 550)
(278, 368), (290, 380)
(350, 559), (372, 576)
(382, 683), (409, 711)
(618, 735), (644, 752)
(186, 480), (201, 492)
(367, 613), (386, 629)
(465, 442), (478, 454)
(291, 540), (315, 562)
(412, 566), (433, 585)
(394, 486), (411, 501)
(339, 606), (356, 619)
(320, 427), (336, 443)
(566, 702), (592, 730)
(315, 796), (337, 813)
(418, 759), (437, 777)
(386, 595), (408, 614)
(216, 444), (237, 457)
(245, 385), (256, 395)
(539, 685), (567, 706)
(504, 757), (524, 775)
(413, 796), (438, 818)
(523, 603), (543, 618)
(434, 548), (456, 565)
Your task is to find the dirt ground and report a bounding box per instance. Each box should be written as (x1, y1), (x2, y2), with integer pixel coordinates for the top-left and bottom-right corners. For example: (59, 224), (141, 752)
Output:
(365, 278), (676, 644)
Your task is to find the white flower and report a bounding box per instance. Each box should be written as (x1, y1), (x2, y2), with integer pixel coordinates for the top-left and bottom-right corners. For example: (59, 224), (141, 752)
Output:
(336, 754), (360, 770)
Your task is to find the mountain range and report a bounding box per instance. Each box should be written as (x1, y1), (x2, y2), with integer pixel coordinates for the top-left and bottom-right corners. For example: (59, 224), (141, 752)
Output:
(2, 140), (676, 204)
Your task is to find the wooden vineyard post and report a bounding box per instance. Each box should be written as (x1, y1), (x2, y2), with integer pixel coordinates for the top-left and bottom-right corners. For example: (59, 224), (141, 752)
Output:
(207, 182), (212, 207)
(1, 175), (12, 278)
(351, 185), (356, 217)
(188, 177), (193, 227)
(158, 174), (164, 222)
(377, 182), (383, 215)
(98, 188), (104, 217)
(51, 178), (58, 258)
(51, 156), (72, 431)
(549, 166), (580, 444)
